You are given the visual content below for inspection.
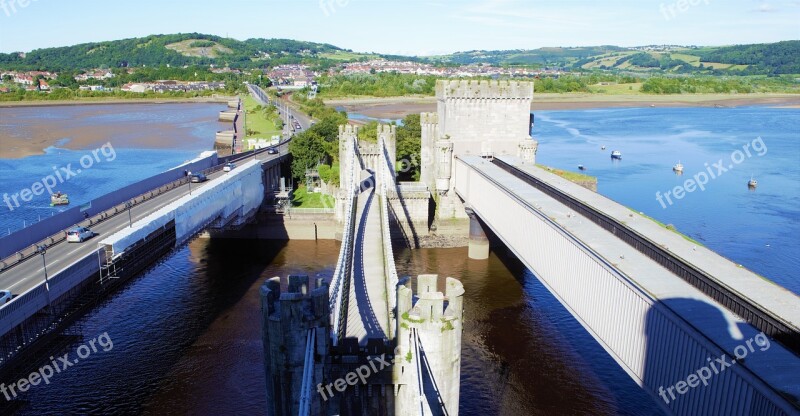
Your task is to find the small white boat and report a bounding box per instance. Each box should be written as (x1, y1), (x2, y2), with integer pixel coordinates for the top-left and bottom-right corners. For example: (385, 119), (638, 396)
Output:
(748, 177), (758, 188)
(673, 161), (684, 173)
(578, 164), (586, 171)
(611, 150), (622, 159)
(601, 145), (606, 150)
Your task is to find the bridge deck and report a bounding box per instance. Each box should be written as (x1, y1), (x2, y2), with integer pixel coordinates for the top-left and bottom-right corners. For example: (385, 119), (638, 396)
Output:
(455, 156), (800, 409)
(496, 156), (800, 328)
(344, 173), (390, 343)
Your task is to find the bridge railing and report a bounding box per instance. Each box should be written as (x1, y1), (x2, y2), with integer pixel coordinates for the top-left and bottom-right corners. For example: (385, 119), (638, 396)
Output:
(298, 328), (316, 416)
(378, 137), (400, 337)
(328, 140), (358, 345)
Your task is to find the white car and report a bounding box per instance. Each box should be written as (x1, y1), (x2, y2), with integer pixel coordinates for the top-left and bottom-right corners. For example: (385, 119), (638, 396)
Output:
(66, 227), (94, 243)
(0, 290), (12, 304)
(223, 162), (235, 172)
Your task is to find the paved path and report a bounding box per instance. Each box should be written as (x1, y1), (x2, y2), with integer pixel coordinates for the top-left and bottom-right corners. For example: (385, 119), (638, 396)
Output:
(344, 173), (390, 344)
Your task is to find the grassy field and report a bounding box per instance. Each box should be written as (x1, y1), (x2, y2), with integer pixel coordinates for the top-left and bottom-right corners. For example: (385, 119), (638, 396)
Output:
(291, 186), (335, 208)
(319, 51), (377, 61)
(165, 39), (232, 58)
(243, 96), (282, 139)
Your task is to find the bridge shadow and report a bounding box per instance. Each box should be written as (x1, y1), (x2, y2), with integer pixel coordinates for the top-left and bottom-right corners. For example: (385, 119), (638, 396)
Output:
(642, 297), (790, 415)
(417, 333), (450, 416)
(379, 143), (421, 248)
(352, 176), (387, 342)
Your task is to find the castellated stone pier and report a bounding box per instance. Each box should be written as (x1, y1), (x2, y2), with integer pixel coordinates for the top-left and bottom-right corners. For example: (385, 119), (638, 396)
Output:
(421, 79), (538, 221)
(394, 275), (465, 416)
(261, 276), (331, 416)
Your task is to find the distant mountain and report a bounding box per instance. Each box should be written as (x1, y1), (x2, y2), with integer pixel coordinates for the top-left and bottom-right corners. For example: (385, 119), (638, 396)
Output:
(425, 41), (800, 75)
(0, 34), (797, 76)
(426, 46), (628, 67)
(0, 33), (348, 71)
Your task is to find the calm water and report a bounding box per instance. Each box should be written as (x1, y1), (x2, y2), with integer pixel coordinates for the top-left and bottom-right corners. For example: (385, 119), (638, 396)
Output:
(10, 239), (659, 416)
(533, 107), (800, 294)
(0, 103), (226, 234)
(3, 106), (798, 415)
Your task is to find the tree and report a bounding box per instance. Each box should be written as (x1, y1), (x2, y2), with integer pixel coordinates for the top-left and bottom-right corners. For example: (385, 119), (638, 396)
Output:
(288, 130), (326, 182)
(396, 114), (422, 181)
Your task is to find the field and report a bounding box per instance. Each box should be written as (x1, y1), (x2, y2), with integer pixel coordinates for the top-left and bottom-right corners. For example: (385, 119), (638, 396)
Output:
(319, 51), (378, 61)
(165, 39), (232, 58)
(291, 186), (335, 208)
(243, 96), (282, 139)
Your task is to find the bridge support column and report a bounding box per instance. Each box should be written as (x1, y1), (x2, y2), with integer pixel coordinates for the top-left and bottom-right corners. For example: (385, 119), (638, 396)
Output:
(466, 207), (489, 260)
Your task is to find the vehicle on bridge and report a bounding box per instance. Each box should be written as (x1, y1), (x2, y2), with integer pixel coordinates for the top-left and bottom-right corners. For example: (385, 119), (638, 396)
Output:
(66, 226), (94, 243)
(267, 148), (278, 155)
(0, 290), (12, 304)
(191, 173), (208, 183)
(223, 162), (236, 172)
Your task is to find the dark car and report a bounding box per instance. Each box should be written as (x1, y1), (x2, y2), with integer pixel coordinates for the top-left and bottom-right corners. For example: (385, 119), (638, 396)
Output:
(191, 173), (208, 183)
(267, 148), (279, 155)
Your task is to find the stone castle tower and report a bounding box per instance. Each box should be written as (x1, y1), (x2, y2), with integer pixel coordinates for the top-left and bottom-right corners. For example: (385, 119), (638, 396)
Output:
(394, 275), (465, 416)
(261, 276), (331, 416)
(420, 80), (537, 217)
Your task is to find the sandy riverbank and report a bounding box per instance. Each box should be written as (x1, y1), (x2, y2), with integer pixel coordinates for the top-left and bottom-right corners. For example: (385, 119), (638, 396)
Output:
(327, 93), (800, 119)
(0, 101), (228, 159)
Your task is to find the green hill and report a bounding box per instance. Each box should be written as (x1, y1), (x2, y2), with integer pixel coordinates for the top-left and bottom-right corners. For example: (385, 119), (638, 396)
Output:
(0, 33), (345, 71)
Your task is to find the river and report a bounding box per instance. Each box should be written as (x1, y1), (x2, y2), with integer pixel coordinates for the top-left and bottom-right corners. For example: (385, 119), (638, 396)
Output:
(3, 105), (798, 415)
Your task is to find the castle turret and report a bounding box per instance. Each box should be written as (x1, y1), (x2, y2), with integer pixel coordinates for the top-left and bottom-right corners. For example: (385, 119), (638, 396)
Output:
(339, 125), (359, 191)
(420, 112), (439, 190)
(394, 275), (464, 416)
(261, 275), (331, 416)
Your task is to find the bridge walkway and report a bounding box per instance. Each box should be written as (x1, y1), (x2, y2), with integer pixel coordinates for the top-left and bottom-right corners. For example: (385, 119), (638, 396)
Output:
(344, 171), (390, 344)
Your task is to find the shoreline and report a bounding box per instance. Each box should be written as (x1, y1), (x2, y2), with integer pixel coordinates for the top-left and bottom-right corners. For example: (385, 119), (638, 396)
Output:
(0, 99), (231, 159)
(327, 93), (800, 119)
(0, 96), (234, 108)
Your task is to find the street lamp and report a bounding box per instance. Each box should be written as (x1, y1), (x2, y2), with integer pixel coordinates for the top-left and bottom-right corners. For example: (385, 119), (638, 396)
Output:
(36, 245), (53, 314)
(126, 201), (133, 227)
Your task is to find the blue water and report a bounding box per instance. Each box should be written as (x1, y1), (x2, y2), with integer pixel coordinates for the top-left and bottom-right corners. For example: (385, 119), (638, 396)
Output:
(0, 103), (226, 235)
(532, 107), (800, 295)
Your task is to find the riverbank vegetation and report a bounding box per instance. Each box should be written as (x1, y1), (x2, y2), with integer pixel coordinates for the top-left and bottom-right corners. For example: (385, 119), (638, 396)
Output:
(313, 72), (799, 98)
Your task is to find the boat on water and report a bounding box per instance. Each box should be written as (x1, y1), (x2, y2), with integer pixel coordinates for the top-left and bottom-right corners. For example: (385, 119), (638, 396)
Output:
(578, 164), (587, 171)
(611, 150), (622, 159)
(50, 192), (69, 206)
(601, 145), (606, 150)
(748, 177), (758, 188)
(673, 161), (684, 173)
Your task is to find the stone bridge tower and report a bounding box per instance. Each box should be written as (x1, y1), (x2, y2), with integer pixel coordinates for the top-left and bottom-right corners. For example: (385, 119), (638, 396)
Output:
(394, 275), (465, 416)
(421, 80), (537, 218)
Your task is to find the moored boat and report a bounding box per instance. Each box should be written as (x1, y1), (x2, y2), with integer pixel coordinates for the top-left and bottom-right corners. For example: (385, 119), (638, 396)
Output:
(611, 150), (622, 159)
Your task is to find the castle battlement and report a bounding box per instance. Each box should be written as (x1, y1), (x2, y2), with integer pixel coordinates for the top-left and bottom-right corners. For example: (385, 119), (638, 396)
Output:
(261, 275), (330, 325)
(397, 274), (464, 332)
(338, 124), (359, 136)
(377, 124), (396, 136)
(436, 79), (533, 100)
(420, 112), (439, 125)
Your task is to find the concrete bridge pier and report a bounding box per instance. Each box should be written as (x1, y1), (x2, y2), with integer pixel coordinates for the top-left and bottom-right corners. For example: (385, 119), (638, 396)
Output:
(465, 207), (489, 260)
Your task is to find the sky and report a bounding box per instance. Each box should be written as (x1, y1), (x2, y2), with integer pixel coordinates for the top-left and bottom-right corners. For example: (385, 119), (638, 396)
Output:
(0, 0), (798, 55)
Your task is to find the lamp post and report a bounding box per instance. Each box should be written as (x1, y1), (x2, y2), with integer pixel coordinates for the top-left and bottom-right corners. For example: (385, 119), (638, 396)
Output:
(126, 201), (133, 227)
(36, 245), (53, 314)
